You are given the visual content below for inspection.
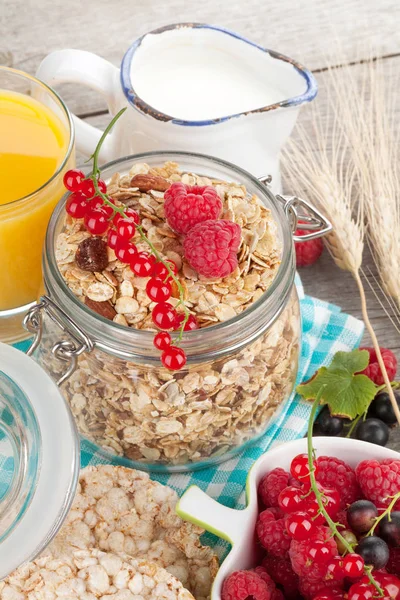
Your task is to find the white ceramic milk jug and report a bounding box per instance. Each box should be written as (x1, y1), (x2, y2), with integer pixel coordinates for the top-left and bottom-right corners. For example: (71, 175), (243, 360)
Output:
(36, 23), (317, 192)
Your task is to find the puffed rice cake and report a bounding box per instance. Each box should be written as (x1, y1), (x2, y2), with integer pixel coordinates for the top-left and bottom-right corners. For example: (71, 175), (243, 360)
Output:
(0, 549), (195, 600)
(47, 466), (218, 600)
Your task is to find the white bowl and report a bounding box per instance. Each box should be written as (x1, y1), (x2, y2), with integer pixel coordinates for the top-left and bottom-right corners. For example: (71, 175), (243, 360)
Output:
(177, 437), (400, 600)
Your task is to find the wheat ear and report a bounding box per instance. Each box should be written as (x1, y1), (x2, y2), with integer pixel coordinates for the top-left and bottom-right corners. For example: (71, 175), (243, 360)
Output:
(363, 59), (400, 312)
(282, 59), (400, 425)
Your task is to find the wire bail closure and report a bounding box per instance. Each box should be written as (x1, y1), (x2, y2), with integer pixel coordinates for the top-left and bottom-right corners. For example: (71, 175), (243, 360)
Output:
(259, 175), (332, 242)
(23, 296), (93, 385)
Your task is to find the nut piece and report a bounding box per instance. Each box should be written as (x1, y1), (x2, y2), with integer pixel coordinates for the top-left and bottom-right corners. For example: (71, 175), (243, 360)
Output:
(131, 173), (170, 192)
(75, 237), (109, 272)
(85, 297), (117, 320)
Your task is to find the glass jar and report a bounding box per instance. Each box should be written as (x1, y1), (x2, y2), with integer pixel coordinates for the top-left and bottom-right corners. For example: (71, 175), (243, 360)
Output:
(25, 152), (330, 472)
(0, 342), (79, 578)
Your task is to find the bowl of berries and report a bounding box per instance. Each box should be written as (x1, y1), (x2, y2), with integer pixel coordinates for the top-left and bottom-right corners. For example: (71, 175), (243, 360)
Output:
(177, 436), (400, 600)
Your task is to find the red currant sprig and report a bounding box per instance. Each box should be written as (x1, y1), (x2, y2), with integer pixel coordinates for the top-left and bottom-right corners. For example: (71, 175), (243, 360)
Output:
(63, 108), (194, 371)
(306, 395), (384, 597)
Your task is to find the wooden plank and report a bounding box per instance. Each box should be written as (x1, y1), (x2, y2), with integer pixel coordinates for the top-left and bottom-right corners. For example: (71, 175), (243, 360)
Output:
(3, 0), (400, 116)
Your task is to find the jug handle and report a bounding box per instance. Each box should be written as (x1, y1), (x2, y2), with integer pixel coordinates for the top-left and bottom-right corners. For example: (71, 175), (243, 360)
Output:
(36, 49), (122, 162)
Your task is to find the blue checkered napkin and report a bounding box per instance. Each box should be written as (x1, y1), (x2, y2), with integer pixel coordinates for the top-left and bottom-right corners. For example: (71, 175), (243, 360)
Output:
(10, 276), (363, 558)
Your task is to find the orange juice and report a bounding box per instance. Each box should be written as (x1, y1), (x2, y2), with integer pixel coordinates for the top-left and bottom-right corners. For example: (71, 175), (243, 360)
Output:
(0, 89), (74, 314)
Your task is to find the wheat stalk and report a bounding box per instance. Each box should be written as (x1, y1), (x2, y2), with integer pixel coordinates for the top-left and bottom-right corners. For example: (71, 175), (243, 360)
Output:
(363, 59), (400, 311)
(282, 58), (400, 425)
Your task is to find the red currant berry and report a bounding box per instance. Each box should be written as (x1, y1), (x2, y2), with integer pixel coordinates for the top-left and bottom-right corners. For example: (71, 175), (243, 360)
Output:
(97, 178), (107, 193)
(84, 208), (110, 235)
(278, 486), (305, 513)
(323, 488), (340, 517)
(372, 573), (400, 600)
(146, 278), (172, 303)
(154, 260), (178, 279)
(125, 208), (140, 224)
(90, 197), (104, 209)
(63, 169), (85, 192)
(307, 541), (333, 564)
(304, 487), (340, 521)
(113, 208), (140, 227)
(66, 192), (88, 218)
(152, 302), (178, 330)
(117, 218), (137, 240)
(131, 252), (156, 277)
(79, 178), (96, 199)
(348, 583), (374, 600)
(326, 556), (344, 581)
(99, 204), (114, 219)
(174, 314), (199, 331)
(342, 554), (364, 578)
(161, 346), (187, 371)
(314, 590), (344, 600)
(153, 331), (172, 351)
(290, 453), (318, 486)
(115, 241), (137, 264)
(285, 511), (316, 540)
(107, 229), (119, 250)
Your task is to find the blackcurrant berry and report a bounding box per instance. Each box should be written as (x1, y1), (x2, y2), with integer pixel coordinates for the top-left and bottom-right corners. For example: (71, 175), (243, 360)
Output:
(316, 406), (344, 436)
(355, 418), (389, 446)
(347, 500), (378, 533)
(355, 536), (389, 570)
(379, 511), (400, 547)
(368, 390), (400, 425)
(336, 529), (358, 553)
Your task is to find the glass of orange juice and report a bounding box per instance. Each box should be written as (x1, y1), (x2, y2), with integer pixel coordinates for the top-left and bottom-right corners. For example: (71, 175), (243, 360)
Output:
(0, 67), (75, 343)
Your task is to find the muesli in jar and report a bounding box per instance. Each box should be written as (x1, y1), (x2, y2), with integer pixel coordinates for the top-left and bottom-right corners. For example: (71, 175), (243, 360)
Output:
(35, 153), (301, 468)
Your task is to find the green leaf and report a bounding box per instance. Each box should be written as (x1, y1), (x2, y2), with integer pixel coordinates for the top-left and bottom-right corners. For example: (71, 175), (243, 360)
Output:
(296, 349), (377, 419)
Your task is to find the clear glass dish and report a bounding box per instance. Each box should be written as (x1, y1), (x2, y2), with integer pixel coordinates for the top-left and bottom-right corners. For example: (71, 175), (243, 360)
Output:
(0, 343), (79, 579)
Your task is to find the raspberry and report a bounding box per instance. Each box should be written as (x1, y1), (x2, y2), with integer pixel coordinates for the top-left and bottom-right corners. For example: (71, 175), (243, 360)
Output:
(358, 347), (397, 386)
(183, 219), (241, 279)
(164, 182), (222, 234)
(298, 577), (342, 600)
(316, 456), (361, 509)
(258, 468), (292, 508)
(262, 556), (299, 599)
(222, 570), (273, 600)
(387, 548), (400, 577)
(356, 459), (400, 509)
(253, 567), (276, 592)
(294, 228), (324, 267)
(256, 511), (291, 558)
(289, 526), (337, 581)
(267, 506), (285, 520)
(336, 510), (349, 529)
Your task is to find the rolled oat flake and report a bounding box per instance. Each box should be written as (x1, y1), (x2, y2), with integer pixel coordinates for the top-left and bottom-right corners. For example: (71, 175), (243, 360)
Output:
(0, 342), (80, 580)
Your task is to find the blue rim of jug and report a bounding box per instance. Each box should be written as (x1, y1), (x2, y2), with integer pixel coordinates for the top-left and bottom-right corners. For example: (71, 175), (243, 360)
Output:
(120, 22), (318, 127)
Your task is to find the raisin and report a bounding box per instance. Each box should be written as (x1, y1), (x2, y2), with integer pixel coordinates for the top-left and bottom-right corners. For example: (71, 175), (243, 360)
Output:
(75, 237), (108, 272)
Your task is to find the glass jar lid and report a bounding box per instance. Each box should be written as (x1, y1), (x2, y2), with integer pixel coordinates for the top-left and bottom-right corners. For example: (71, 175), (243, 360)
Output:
(0, 342), (80, 579)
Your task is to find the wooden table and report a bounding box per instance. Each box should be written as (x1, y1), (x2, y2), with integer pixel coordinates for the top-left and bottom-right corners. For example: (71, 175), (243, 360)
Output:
(2, 0), (400, 448)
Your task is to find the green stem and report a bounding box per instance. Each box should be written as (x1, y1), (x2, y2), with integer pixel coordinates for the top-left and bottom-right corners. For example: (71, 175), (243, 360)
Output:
(346, 413), (362, 438)
(83, 107), (190, 347)
(307, 395), (383, 596)
(367, 491), (400, 537)
(136, 225), (190, 341)
(90, 108), (127, 175)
